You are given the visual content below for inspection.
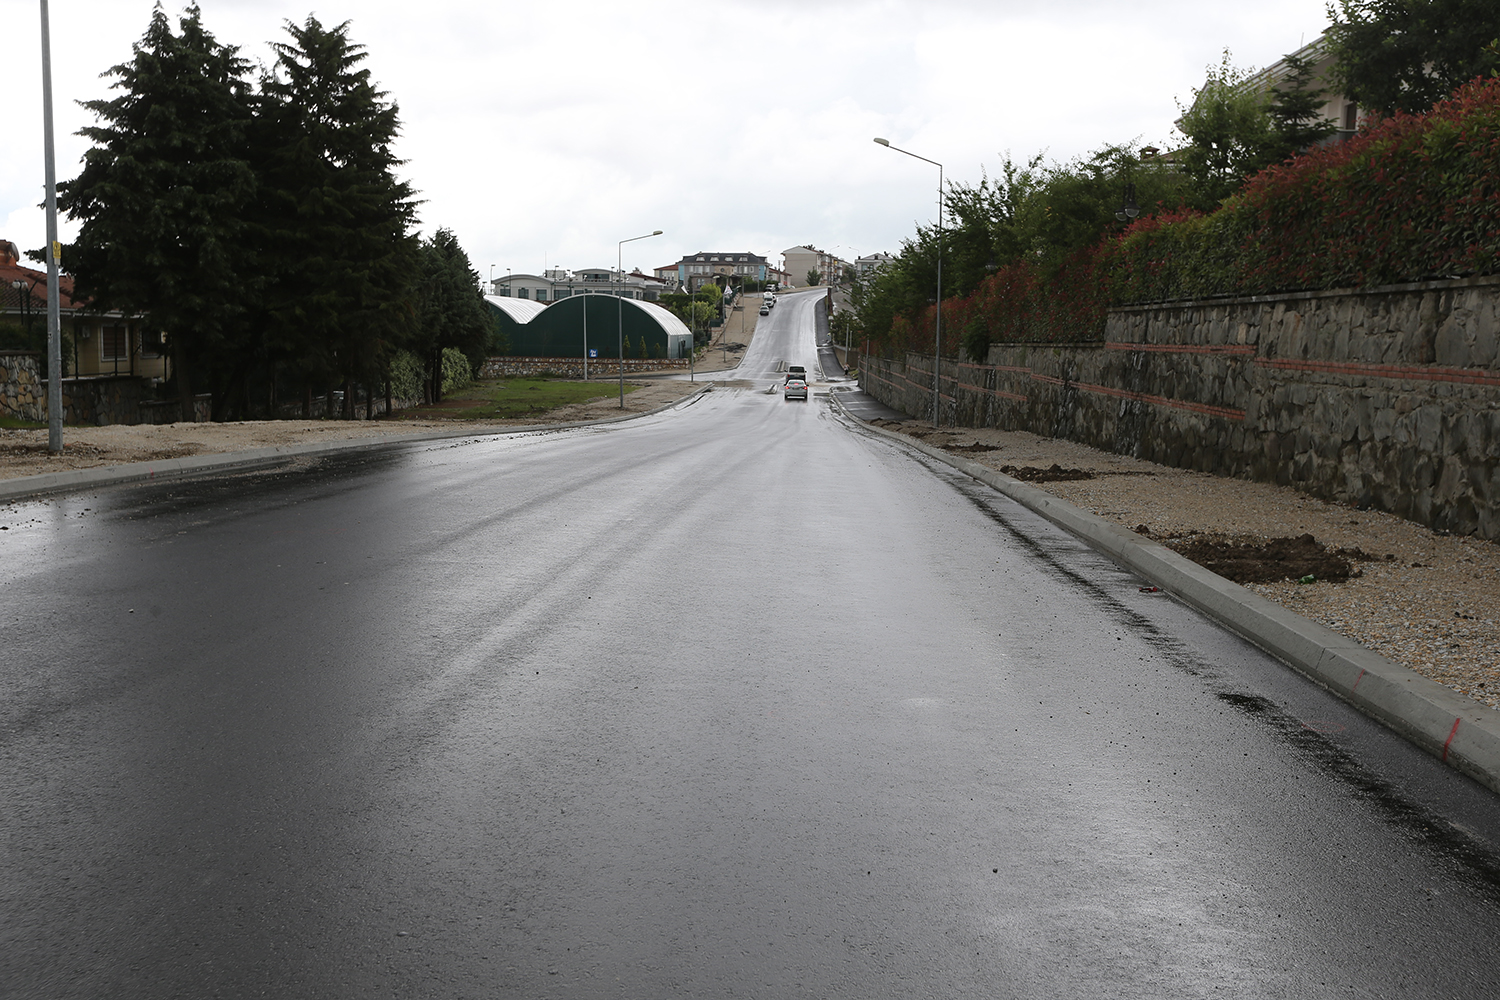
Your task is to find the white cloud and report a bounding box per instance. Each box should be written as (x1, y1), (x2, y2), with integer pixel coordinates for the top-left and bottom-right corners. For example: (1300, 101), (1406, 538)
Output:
(1, 0), (1333, 273)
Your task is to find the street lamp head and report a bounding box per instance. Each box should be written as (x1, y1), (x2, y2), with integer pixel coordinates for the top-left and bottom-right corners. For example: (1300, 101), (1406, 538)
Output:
(652, 230), (663, 236)
(873, 137), (890, 146)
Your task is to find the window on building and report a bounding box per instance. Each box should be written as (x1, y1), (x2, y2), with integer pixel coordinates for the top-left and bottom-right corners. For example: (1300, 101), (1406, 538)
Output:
(101, 325), (128, 361)
(517, 287), (530, 299)
(555, 289), (571, 299)
(536, 289), (547, 301)
(139, 327), (165, 357)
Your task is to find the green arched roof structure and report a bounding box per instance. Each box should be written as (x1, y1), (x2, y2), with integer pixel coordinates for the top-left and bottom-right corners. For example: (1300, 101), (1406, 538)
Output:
(484, 294), (692, 360)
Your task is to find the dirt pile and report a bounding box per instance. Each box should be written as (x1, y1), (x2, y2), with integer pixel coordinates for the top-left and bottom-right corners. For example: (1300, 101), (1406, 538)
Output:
(999, 464), (1095, 483)
(1164, 532), (1380, 584)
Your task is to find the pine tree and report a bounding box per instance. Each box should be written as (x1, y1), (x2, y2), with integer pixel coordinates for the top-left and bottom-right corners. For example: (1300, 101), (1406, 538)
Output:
(415, 229), (493, 403)
(58, 4), (255, 421)
(1267, 54), (1338, 160)
(257, 15), (419, 410)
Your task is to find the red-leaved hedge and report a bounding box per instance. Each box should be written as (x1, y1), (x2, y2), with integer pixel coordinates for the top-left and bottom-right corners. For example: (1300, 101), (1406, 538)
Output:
(881, 76), (1500, 359)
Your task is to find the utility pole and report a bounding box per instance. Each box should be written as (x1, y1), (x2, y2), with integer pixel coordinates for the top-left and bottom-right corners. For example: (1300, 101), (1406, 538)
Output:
(40, 0), (63, 452)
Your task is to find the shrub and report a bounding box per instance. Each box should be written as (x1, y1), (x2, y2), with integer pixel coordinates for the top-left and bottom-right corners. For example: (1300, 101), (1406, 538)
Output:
(388, 349), (425, 400)
(441, 346), (471, 395)
(875, 75), (1500, 356)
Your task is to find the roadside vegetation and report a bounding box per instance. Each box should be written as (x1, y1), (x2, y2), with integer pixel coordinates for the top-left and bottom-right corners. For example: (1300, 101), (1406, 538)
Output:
(49, 5), (495, 422)
(395, 377), (637, 421)
(852, 0), (1500, 361)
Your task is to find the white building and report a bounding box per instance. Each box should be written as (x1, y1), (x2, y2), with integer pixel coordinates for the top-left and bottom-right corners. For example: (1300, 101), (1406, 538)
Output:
(490, 267), (668, 302)
(855, 253), (895, 280)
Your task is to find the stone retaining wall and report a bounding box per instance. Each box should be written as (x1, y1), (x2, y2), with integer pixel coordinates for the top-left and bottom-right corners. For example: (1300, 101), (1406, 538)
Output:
(54, 375), (152, 426)
(479, 357), (690, 379)
(1, 356), (166, 426)
(138, 395), (213, 424)
(0, 352), (45, 422)
(859, 274), (1500, 539)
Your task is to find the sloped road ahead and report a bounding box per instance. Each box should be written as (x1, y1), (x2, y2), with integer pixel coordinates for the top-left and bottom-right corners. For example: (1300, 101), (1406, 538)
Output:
(4, 381), (1500, 999)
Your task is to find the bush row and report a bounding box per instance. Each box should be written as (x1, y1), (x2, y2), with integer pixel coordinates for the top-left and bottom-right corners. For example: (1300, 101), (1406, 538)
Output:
(887, 76), (1500, 359)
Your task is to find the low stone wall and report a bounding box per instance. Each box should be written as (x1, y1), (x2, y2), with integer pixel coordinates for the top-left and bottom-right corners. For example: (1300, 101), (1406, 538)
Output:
(860, 274), (1500, 539)
(0, 352), (45, 422)
(138, 395), (213, 424)
(52, 375), (155, 426)
(1, 358), (167, 426)
(479, 357), (690, 379)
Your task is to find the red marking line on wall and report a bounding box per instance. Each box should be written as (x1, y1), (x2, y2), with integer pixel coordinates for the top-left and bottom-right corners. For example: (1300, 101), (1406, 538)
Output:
(958, 362), (1033, 374)
(1443, 717), (1462, 761)
(1259, 357), (1500, 387)
(1029, 373), (1246, 421)
(1106, 342), (1256, 356)
(1352, 668), (1366, 692)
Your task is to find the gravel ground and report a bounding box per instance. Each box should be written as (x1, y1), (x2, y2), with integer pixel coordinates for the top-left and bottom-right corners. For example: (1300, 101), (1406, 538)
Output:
(873, 419), (1500, 712)
(0, 379), (703, 481)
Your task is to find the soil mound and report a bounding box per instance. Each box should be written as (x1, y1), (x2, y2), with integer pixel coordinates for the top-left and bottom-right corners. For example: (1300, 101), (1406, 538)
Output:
(1000, 464), (1095, 483)
(1167, 533), (1375, 584)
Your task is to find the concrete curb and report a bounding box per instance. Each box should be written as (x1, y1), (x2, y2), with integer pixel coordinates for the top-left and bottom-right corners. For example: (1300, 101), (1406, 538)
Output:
(0, 382), (715, 504)
(834, 397), (1500, 795)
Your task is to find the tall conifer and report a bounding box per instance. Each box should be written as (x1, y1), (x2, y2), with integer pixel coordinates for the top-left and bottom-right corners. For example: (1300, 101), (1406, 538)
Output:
(257, 16), (419, 406)
(59, 4), (255, 421)
(415, 229), (492, 403)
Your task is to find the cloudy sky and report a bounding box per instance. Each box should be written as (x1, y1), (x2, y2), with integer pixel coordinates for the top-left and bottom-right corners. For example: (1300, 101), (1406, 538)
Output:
(3, 0), (1334, 281)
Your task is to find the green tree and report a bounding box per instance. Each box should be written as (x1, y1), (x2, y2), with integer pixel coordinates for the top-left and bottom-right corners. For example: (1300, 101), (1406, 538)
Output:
(1266, 52), (1339, 158)
(257, 14), (419, 413)
(58, 4), (256, 421)
(806, 269), (822, 286)
(1175, 50), (1278, 207)
(1328, 0), (1500, 116)
(415, 229), (492, 402)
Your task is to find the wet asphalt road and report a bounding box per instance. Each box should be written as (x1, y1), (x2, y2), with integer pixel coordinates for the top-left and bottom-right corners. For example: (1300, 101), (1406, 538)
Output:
(5, 300), (1500, 998)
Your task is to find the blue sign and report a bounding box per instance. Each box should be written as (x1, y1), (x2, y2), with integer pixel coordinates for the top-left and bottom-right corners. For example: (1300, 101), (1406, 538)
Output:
(589, 349), (598, 358)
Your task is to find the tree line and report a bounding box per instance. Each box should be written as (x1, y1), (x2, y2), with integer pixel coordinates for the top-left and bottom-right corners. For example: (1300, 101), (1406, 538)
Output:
(852, 0), (1500, 356)
(54, 4), (494, 421)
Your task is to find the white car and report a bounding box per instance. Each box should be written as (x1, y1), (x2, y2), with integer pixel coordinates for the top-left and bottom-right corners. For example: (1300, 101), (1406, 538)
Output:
(783, 378), (808, 401)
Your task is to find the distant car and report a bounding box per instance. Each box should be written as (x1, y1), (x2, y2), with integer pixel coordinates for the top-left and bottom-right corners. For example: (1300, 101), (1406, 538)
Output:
(787, 365), (806, 380)
(783, 378), (808, 401)
(759, 305), (770, 315)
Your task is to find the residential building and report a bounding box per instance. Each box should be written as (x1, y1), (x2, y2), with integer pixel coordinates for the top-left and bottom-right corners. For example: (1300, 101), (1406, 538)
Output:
(1, 238), (163, 380)
(1245, 33), (1363, 138)
(855, 253), (895, 280)
(782, 246), (848, 287)
(672, 252), (769, 292)
(489, 267), (667, 302)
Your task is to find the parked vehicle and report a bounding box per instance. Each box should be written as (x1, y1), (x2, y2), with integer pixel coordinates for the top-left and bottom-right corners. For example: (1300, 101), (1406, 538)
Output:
(759, 305), (770, 315)
(783, 378), (808, 401)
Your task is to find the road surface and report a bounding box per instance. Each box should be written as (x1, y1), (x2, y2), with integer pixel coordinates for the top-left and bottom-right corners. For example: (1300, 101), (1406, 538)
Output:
(4, 292), (1500, 998)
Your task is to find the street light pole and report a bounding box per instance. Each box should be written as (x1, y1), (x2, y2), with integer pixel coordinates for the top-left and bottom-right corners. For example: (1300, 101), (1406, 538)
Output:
(617, 230), (662, 407)
(39, 0), (62, 452)
(874, 137), (943, 429)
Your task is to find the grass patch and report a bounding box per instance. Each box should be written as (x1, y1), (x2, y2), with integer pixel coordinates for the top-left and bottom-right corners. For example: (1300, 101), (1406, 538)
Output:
(397, 378), (637, 420)
(0, 415), (46, 429)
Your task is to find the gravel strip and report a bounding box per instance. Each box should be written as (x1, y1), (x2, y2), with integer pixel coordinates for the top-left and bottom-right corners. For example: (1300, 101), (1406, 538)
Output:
(0, 380), (703, 481)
